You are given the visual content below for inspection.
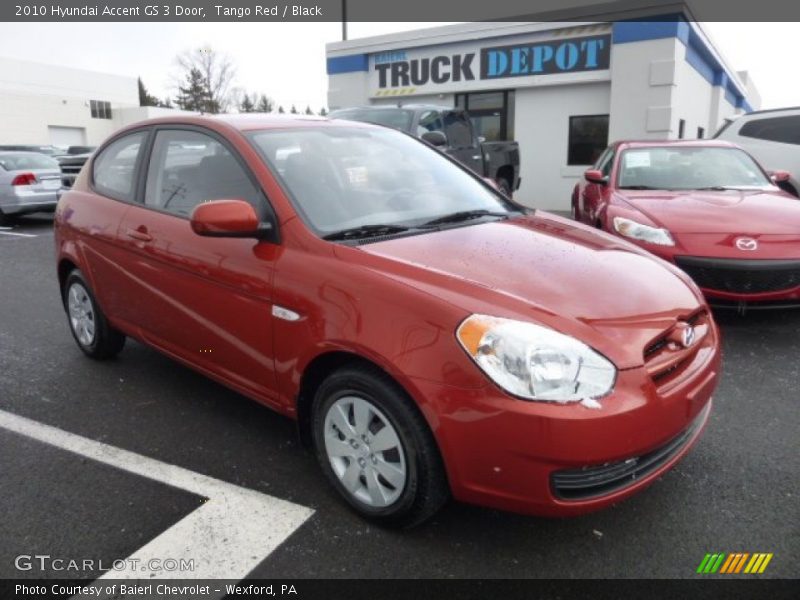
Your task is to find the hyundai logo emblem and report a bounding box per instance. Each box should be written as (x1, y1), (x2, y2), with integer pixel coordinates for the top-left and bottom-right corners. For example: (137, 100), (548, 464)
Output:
(667, 322), (696, 349)
(735, 237), (758, 251)
(682, 326), (696, 348)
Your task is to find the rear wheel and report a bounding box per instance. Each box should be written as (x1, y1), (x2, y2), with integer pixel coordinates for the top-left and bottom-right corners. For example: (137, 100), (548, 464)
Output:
(312, 365), (449, 527)
(0, 209), (13, 227)
(63, 270), (126, 359)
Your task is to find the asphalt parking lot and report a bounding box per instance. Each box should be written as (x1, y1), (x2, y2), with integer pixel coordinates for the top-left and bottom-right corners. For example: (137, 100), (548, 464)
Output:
(0, 214), (798, 581)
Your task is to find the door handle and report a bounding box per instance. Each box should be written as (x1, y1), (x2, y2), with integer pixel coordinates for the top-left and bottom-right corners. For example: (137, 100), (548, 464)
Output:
(125, 228), (153, 242)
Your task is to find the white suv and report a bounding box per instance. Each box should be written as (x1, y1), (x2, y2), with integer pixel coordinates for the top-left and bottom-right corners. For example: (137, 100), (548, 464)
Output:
(715, 107), (800, 197)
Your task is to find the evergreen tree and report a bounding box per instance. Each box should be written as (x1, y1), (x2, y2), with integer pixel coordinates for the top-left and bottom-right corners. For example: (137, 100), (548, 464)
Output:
(290, 104), (298, 114)
(138, 77), (160, 107)
(239, 93), (255, 113)
(304, 105), (313, 115)
(175, 68), (211, 112)
(278, 105), (285, 114)
(256, 95), (274, 113)
(319, 107), (328, 116)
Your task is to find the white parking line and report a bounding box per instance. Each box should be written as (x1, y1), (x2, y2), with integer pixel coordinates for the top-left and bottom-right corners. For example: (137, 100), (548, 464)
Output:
(0, 230), (37, 238)
(0, 409), (314, 586)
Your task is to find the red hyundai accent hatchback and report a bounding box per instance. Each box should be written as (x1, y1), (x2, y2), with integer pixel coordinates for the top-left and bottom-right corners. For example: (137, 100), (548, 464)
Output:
(572, 140), (800, 307)
(55, 116), (720, 526)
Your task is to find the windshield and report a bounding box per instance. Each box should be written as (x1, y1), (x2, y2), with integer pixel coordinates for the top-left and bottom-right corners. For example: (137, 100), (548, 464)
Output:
(617, 146), (772, 190)
(248, 126), (515, 236)
(0, 153), (60, 171)
(329, 108), (414, 131)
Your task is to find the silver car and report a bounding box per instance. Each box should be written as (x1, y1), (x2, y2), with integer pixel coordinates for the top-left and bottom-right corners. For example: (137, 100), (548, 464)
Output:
(0, 151), (63, 225)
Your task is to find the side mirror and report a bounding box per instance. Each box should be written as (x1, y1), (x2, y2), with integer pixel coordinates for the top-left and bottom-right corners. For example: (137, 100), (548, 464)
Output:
(421, 131), (447, 147)
(769, 170), (791, 184)
(584, 169), (607, 185)
(190, 199), (272, 239)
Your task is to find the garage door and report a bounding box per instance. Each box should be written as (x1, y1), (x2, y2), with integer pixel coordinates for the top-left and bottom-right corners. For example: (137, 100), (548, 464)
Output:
(48, 126), (86, 148)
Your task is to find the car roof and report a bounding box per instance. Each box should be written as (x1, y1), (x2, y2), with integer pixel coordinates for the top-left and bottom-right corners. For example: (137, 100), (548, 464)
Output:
(115, 113), (382, 134)
(612, 139), (738, 149)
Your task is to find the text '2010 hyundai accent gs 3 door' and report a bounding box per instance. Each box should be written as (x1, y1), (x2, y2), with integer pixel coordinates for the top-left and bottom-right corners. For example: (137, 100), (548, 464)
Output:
(55, 115), (720, 527)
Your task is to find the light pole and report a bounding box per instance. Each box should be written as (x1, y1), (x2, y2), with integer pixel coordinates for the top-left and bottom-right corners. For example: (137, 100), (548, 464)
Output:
(342, 0), (348, 40)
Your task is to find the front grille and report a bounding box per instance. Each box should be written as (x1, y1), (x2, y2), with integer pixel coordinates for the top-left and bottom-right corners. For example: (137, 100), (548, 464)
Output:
(551, 406), (707, 500)
(676, 256), (800, 294)
(58, 157), (89, 188)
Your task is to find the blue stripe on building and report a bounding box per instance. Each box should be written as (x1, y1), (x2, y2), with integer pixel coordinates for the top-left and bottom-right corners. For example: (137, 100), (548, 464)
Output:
(612, 18), (751, 112)
(327, 54), (368, 75)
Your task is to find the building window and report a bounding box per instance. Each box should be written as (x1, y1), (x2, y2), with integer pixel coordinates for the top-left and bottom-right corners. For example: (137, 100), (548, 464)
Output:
(678, 119), (686, 139)
(567, 115), (609, 165)
(455, 90), (515, 141)
(90, 100), (112, 120)
(697, 127), (705, 139)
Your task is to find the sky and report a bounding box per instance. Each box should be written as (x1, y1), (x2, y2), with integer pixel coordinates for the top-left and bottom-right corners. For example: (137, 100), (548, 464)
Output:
(0, 21), (796, 111)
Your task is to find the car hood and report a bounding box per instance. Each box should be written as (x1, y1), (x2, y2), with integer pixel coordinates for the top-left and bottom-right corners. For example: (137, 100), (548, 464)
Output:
(617, 189), (800, 234)
(349, 212), (703, 369)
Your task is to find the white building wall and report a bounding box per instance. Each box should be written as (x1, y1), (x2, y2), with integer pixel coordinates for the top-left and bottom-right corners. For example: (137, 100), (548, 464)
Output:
(0, 56), (139, 146)
(514, 81), (610, 210)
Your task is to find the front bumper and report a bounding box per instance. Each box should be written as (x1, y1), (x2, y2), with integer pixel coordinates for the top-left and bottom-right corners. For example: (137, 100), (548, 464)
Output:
(410, 322), (720, 516)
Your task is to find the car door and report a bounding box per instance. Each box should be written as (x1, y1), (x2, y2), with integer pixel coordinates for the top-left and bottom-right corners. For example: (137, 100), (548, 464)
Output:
(115, 126), (282, 405)
(443, 111), (484, 175)
(75, 130), (149, 322)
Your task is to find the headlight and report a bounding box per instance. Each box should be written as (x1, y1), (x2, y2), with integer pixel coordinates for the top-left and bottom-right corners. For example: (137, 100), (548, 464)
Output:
(613, 216), (674, 246)
(456, 315), (616, 403)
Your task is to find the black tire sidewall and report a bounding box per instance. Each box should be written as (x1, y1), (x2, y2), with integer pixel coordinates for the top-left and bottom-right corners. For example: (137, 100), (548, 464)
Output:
(62, 270), (122, 358)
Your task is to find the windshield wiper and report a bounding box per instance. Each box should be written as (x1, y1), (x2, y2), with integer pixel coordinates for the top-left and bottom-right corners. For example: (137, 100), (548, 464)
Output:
(618, 185), (656, 190)
(322, 223), (410, 241)
(693, 186), (731, 191)
(420, 209), (513, 227)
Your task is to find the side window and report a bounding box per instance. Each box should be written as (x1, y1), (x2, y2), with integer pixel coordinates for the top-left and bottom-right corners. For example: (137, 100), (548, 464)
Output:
(739, 116), (800, 145)
(92, 132), (145, 202)
(416, 111), (443, 136)
(443, 112), (474, 148)
(145, 129), (263, 218)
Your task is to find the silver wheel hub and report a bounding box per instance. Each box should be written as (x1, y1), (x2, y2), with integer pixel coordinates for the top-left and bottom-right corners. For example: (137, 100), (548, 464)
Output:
(67, 283), (95, 347)
(323, 395), (407, 508)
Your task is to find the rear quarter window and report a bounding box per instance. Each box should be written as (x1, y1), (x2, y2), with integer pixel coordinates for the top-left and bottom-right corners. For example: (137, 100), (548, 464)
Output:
(738, 115), (800, 145)
(92, 132), (146, 202)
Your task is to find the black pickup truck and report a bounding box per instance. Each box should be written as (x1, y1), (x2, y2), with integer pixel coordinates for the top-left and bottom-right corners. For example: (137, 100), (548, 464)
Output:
(329, 105), (521, 196)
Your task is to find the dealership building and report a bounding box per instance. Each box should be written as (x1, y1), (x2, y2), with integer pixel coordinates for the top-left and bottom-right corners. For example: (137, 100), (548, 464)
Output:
(326, 18), (761, 210)
(0, 56), (180, 149)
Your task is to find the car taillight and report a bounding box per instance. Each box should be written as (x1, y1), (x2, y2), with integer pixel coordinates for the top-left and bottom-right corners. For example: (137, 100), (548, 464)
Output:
(11, 172), (38, 186)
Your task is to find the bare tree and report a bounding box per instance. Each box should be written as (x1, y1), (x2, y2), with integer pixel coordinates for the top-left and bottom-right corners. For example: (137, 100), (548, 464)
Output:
(173, 46), (235, 114)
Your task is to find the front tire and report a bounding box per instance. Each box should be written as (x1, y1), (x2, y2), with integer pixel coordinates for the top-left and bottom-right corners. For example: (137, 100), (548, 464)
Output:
(63, 270), (125, 359)
(312, 365), (449, 528)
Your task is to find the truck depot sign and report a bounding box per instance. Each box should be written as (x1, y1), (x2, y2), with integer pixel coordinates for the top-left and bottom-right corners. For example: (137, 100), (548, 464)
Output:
(372, 34), (611, 94)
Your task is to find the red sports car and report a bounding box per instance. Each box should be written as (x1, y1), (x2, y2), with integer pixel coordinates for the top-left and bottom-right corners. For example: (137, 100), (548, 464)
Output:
(56, 116), (720, 526)
(572, 140), (800, 307)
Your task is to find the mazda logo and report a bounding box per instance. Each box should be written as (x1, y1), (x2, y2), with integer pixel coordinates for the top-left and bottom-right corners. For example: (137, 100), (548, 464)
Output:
(735, 237), (758, 251)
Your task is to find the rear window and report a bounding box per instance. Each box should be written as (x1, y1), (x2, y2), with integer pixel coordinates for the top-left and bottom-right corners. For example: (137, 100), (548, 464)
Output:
(739, 115), (800, 145)
(330, 108), (414, 131)
(0, 153), (59, 171)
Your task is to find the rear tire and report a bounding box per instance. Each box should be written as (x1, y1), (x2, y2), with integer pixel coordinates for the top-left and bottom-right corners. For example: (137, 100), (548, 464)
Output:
(0, 210), (13, 227)
(63, 270), (126, 359)
(312, 364), (449, 528)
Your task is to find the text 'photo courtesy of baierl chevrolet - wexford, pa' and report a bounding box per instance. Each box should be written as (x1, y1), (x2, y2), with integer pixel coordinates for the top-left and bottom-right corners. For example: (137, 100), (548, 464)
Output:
(0, 1), (797, 599)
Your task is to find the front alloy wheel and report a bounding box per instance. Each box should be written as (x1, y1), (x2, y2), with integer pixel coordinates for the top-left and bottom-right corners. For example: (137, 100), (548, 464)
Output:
(67, 282), (96, 346)
(323, 396), (407, 508)
(312, 365), (449, 527)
